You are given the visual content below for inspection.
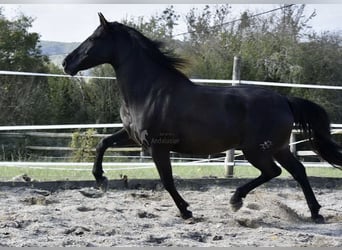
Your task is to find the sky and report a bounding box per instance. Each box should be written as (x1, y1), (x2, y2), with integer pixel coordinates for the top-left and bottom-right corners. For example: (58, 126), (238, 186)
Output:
(0, 4), (342, 42)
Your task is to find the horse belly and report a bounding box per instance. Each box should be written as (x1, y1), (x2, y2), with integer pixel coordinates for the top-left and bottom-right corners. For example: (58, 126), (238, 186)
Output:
(173, 128), (240, 155)
(171, 101), (242, 154)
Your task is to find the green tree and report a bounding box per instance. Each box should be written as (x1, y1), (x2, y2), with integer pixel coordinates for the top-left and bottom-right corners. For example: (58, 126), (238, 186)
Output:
(0, 10), (50, 125)
(183, 5), (314, 82)
(46, 64), (90, 124)
(122, 5), (180, 51)
(85, 65), (121, 124)
(290, 32), (342, 122)
(183, 4), (234, 79)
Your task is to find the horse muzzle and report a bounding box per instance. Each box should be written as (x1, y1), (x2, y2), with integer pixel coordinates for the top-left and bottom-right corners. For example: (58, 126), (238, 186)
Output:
(62, 58), (78, 76)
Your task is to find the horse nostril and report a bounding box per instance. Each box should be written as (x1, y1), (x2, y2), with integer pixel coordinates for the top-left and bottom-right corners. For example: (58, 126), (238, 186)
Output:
(62, 59), (67, 68)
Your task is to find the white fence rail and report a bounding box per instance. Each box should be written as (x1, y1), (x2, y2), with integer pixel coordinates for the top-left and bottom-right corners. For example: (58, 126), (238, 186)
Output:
(0, 123), (122, 131)
(1, 70), (342, 90)
(0, 123), (341, 170)
(1, 69), (342, 174)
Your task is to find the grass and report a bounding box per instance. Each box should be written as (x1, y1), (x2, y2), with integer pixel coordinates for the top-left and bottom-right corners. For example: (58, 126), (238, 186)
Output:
(0, 163), (341, 182)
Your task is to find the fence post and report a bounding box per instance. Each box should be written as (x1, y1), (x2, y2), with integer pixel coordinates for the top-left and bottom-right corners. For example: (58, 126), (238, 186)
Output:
(290, 132), (296, 155)
(224, 56), (241, 177)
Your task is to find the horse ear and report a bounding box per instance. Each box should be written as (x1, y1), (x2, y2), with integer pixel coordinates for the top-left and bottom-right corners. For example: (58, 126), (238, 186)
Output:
(98, 12), (110, 30)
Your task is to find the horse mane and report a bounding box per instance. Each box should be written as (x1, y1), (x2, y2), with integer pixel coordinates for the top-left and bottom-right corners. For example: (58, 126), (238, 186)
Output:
(118, 23), (187, 72)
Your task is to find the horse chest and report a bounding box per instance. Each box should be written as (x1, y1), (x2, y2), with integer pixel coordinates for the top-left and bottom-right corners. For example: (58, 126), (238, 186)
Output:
(120, 105), (151, 146)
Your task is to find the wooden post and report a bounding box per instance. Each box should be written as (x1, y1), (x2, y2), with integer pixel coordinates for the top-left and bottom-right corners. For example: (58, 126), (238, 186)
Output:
(224, 56), (241, 177)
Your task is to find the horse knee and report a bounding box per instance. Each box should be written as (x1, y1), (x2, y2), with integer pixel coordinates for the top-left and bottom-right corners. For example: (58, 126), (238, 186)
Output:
(96, 139), (106, 153)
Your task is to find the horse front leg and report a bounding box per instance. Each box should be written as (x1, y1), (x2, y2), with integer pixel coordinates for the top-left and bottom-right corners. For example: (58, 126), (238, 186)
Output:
(93, 128), (130, 191)
(151, 147), (192, 219)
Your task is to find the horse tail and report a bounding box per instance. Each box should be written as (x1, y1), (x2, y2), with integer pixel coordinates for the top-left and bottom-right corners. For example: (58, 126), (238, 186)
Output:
(287, 96), (342, 169)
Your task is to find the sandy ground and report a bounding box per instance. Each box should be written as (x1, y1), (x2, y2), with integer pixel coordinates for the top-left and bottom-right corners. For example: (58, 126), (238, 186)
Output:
(0, 184), (341, 247)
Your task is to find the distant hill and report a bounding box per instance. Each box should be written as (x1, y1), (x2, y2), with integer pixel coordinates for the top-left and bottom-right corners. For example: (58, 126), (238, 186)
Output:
(39, 39), (188, 70)
(39, 41), (80, 67)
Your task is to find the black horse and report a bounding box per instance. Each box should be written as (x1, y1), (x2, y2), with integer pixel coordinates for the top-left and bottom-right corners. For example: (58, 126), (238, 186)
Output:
(63, 13), (342, 222)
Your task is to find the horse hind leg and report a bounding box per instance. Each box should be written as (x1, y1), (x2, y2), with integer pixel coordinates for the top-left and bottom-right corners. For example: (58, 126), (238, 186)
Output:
(230, 149), (282, 211)
(274, 148), (324, 223)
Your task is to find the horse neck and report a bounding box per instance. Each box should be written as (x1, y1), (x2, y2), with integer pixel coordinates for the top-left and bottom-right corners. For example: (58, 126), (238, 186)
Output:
(112, 55), (189, 107)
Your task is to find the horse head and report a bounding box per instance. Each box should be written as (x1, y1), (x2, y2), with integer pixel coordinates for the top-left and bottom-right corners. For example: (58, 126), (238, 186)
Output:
(63, 13), (131, 75)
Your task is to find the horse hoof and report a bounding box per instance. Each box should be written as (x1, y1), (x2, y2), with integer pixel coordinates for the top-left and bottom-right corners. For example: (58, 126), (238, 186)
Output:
(312, 214), (325, 224)
(230, 196), (243, 212)
(181, 210), (193, 220)
(96, 176), (109, 192)
(230, 201), (243, 212)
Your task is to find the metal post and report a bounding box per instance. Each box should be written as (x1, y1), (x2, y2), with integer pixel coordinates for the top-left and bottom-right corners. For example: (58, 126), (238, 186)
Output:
(290, 132), (296, 155)
(232, 56), (241, 86)
(140, 149), (145, 162)
(224, 56), (241, 177)
(224, 149), (235, 177)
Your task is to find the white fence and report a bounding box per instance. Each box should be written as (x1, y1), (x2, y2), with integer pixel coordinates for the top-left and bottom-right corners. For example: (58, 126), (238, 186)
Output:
(0, 122), (341, 173)
(1, 70), (342, 175)
(1, 70), (342, 90)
